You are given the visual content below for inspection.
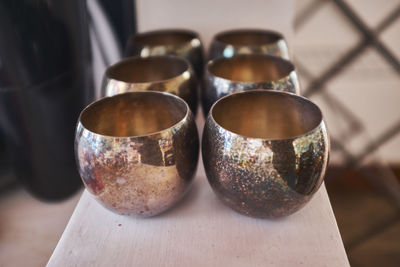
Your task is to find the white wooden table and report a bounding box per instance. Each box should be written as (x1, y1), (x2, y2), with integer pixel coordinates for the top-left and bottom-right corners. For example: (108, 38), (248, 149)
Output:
(48, 139), (349, 266)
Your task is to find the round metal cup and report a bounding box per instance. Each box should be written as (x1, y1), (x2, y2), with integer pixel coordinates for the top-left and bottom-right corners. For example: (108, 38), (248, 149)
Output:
(101, 55), (198, 115)
(202, 54), (300, 115)
(125, 29), (204, 77)
(75, 91), (199, 217)
(208, 29), (289, 60)
(202, 90), (329, 218)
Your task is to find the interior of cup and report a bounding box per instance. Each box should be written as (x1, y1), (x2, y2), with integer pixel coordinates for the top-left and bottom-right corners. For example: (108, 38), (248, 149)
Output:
(80, 92), (187, 137)
(208, 55), (294, 83)
(107, 56), (188, 83)
(134, 30), (196, 46)
(216, 29), (282, 46)
(211, 91), (323, 140)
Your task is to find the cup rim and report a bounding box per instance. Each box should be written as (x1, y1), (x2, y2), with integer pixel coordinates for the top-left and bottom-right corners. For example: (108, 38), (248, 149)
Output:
(206, 54), (295, 83)
(132, 28), (201, 46)
(208, 90), (324, 141)
(213, 28), (284, 47)
(77, 91), (191, 139)
(105, 55), (192, 85)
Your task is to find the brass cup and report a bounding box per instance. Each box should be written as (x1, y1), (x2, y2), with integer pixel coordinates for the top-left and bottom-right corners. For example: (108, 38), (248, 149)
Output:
(202, 90), (329, 218)
(202, 54), (300, 115)
(101, 55), (198, 115)
(75, 91), (199, 217)
(125, 29), (204, 77)
(208, 29), (289, 60)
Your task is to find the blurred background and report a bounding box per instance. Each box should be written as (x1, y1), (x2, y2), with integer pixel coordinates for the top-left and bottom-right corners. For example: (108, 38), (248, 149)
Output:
(0, 0), (399, 266)
(294, 1), (400, 266)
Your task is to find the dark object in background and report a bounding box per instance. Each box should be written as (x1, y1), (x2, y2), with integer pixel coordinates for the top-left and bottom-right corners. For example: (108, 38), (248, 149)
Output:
(0, 129), (17, 191)
(98, 0), (136, 49)
(0, 1), (93, 200)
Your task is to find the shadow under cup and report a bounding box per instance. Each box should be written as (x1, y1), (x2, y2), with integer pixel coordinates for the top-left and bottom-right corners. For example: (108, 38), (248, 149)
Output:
(202, 90), (330, 218)
(75, 92), (199, 217)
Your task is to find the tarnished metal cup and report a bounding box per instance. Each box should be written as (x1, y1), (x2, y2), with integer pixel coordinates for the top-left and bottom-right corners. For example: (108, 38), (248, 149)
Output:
(101, 55), (198, 115)
(75, 91), (199, 217)
(202, 90), (329, 218)
(208, 29), (289, 60)
(202, 54), (300, 115)
(125, 29), (204, 77)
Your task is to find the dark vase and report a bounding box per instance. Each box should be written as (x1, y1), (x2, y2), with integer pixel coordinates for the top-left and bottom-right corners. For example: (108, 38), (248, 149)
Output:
(0, 0), (93, 200)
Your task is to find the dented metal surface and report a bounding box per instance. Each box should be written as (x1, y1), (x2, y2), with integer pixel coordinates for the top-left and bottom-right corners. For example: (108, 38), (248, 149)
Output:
(202, 54), (300, 115)
(202, 90), (329, 218)
(102, 56), (199, 115)
(125, 29), (204, 78)
(208, 29), (290, 60)
(75, 92), (199, 217)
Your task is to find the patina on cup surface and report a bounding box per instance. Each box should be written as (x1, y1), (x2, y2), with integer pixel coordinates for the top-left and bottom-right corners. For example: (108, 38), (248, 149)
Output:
(202, 90), (329, 218)
(208, 29), (289, 60)
(102, 55), (198, 115)
(75, 92), (199, 217)
(202, 54), (300, 115)
(125, 29), (204, 77)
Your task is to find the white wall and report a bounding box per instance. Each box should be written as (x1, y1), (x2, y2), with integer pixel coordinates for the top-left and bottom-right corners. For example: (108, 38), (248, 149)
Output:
(294, 0), (400, 164)
(136, 0), (295, 53)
